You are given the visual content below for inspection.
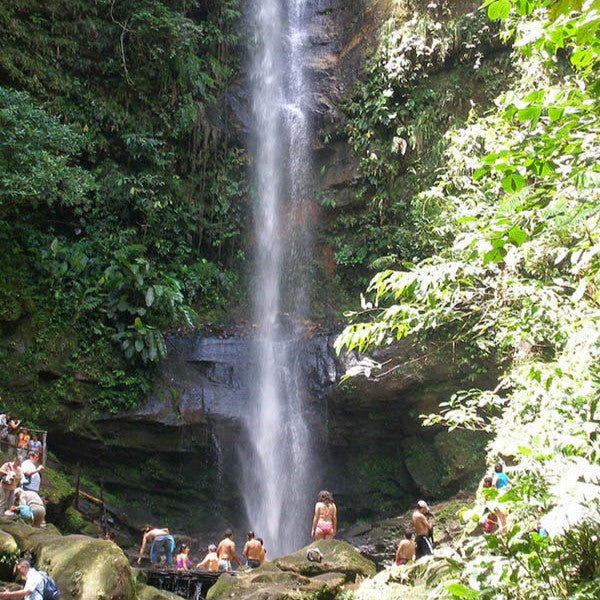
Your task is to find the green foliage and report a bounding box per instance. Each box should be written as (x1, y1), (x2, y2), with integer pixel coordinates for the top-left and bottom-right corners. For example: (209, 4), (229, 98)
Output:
(328, 1), (511, 295)
(339, 1), (600, 598)
(0, 0), (245, 415)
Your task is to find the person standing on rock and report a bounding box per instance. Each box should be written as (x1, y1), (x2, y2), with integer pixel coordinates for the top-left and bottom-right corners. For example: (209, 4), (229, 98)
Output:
(137, 526), (175, 565)
(217, 529), (241, 571)
(242, 531), (263, 568)
(412, 500), (434, 559)
(0, 455), (22, 513)
(21, 451), (43, 492)
(311, 490), (337, 540)
(257, 537), (267, 565)
(0, 559), (44, 599)
(395, 530), (416, 565)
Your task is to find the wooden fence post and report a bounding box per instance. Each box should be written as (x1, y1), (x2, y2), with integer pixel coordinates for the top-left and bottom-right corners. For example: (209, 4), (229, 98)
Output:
(74, 463), (81, 510)
(41, 431), (48, 466)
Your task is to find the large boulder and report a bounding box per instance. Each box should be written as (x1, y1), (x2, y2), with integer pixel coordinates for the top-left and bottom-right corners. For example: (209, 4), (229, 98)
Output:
(0, 519), (136, 599)
(207, 539), (375, 599)
(136, 584), (182, 600)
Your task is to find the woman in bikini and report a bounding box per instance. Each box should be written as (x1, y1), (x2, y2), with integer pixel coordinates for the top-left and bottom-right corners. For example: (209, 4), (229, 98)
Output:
(311, 490), (337, 540)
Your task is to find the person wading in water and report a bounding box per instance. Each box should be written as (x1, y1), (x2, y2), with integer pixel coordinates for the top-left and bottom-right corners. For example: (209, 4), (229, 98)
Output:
(311, 490), (337, 540)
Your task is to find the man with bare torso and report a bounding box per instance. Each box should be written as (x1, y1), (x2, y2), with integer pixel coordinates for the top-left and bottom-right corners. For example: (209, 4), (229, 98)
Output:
(137, 527), (175, 565)
(395, 530), (416, 565)
(196, 544), (219, 571)
(217, 529), (241, 571)
(242, 531), (263, 568)
(412, 500), (434, 559)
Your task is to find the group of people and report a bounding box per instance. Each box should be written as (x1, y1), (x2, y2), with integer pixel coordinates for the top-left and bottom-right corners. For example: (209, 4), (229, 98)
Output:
(394, 464), (514, 565)
(136, 489), (340, 572)
(481, 463), (510, 535)
(0, 425), (46, 528)
(0, 414), (43, 461)
(395, 499), (435, 565)
(136, 527), (267, 572)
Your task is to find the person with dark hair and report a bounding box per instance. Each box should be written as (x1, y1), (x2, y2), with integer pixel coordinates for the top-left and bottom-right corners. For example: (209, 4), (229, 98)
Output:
(136, 526), (175, 565)
(412, 500), (434, 558)
(103, 530), (116, 542)
(493, 464), (509, 489)
(395, 530), (416, 565)
(27, 434), (42, 457)
(311, 490), (337, 539)
(242, 531), (262, 568)
(176, 544), (191, 570)
(483, 505), (506, 535)
(257, 537), (267, 565)
(0, 559), (44, 599)
(216, 529), (241, 571)
(16, 429), (30, 461)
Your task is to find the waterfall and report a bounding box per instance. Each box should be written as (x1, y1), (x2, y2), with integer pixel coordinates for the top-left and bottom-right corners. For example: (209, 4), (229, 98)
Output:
(242, 0), (315, 557)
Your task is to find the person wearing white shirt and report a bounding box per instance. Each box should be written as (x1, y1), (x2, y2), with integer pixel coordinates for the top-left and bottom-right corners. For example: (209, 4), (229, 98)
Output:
(20, 452), (43, 492)
(0, 559), (44, 599)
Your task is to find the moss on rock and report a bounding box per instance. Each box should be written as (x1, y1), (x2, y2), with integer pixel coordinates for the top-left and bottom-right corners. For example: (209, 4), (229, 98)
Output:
(0, 529), (18, 580)
(136, 583), (182, 600)
(207, 541), (375, 599)
(274, 539), (376, 581)
(0, 520), (136, 599)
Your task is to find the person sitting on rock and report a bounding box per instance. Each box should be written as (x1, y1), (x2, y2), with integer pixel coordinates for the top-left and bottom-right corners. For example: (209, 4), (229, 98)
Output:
(311, 490), (337, 540)
(216, 529), (241, 571)
(176, 544), (191, 570)
(412, 500), (434, 559)
(0, 558), (44, 599)
(137, 526), (175, 565)
(395, 530), (416, 565)
(0, 455), (22, 513)
(242, 531), (263, 568)
(14, 488), (45, 528)
(196, 544), (219, 571)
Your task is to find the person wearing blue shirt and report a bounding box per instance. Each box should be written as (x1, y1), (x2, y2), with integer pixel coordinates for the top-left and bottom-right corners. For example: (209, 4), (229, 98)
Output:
(494, 463), (509, 489)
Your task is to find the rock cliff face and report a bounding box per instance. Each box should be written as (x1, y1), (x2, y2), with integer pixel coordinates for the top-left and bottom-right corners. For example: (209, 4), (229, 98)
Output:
(51, 330), (489, 532)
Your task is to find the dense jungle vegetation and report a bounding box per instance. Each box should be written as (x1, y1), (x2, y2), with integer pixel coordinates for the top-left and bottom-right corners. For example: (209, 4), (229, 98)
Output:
(338, 0), (600, 598)
(0, 0), (245, 419)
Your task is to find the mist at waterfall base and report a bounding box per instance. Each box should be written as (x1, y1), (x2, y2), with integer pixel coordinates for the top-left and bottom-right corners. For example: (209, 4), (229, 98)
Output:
(240, 0), (317, 558)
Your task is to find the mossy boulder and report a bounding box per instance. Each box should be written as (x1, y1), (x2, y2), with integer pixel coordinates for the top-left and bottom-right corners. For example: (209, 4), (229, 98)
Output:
(136, 583), (182, 600)
(0, 529), (19, 580)
(0, 519), (136, 599)
(207, 568), (310, 600)
(207, 540), (375, 599)
(275, 540), (376, 581)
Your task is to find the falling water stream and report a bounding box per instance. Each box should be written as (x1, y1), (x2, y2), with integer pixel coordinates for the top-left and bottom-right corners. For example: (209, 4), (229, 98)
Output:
(242, 0), (315, 557)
